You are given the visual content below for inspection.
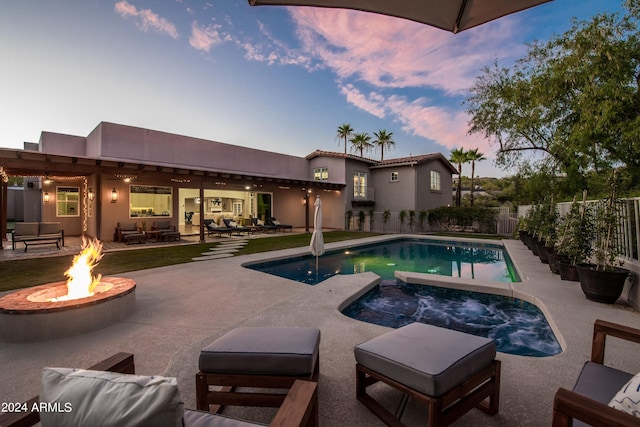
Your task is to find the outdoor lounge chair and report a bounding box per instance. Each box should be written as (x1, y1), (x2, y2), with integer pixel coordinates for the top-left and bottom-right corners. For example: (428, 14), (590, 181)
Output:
(0, 352), (318, 427)
(268, 217), (293, 232)
(116, 221), (139, 242)
(205, 219), (232, 237)
(252, 217), (277, 233)
(552, 319), (640, 427)
(222, 218), (251, 235)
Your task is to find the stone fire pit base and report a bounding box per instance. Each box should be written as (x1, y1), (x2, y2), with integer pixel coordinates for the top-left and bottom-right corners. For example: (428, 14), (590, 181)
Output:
(0, 277), (136, 343)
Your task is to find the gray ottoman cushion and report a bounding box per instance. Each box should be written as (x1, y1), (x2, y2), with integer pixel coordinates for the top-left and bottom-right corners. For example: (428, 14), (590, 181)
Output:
(355, 322), (496, 397)
(199, 327), (320, 376)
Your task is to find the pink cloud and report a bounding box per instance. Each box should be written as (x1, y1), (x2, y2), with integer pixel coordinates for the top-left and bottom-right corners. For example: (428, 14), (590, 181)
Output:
(385, 94), (493, 154)
(289, 7), (522, 95)
(115, 0), (179, 39)
(189, 21), (223, 52)
(339, 84), (386, 118)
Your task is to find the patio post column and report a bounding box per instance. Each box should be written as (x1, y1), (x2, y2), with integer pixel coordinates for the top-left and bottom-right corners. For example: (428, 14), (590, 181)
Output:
(199, 179), (205, 243)
(304, 191), (310, 233)
(0, 178), (6, 249)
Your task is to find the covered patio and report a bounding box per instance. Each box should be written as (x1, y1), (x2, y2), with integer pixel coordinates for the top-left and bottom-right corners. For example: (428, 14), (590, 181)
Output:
(0, 144), (343, 250)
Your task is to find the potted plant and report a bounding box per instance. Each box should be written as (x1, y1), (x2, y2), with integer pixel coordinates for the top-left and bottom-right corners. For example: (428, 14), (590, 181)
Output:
(369, 208), (375, 231)
(345, 210), (353, 230)
(408, 210), (415, 233)
(535, 197), (559, 264)
(358, 210), (366, 231)
(399, 210), (407, 232)
(524, 203), (544, 255)
(576, 174), (630, 303)
(554, 193), (593, 281)
(419, 210), (428, 233)
(382, 210), (391, 232)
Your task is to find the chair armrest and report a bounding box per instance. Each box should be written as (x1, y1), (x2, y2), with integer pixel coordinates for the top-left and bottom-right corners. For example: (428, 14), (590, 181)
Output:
(270, 380), (318, 427)
(553, 387), (640, 427)
(0, 353), (135, 427)
(592, 319), (640, 364)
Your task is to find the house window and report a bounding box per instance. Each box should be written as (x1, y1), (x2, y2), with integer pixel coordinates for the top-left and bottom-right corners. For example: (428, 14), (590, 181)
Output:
(430, 170), (441, 192)
(390, 171), (399, 182)
(56, 187), (79, 217)
(129, 185), (173, 218)
(314, 167), (329, 181)
(233, 201), (243, 217)
(354, 171), (367, 198)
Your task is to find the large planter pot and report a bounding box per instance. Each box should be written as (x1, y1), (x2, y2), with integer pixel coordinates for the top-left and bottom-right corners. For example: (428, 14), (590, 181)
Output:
(547, 252), (566, 275)
(558, 263), (580, 281)
(530, 239), (541, 256)
(536, 244), (552, 264)
(519, 230), (528, 243)
(576, 264), (630, 304)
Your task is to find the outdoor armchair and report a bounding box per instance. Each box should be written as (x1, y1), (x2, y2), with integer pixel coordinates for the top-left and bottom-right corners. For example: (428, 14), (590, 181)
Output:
(552, 319), (640, 427)
(0, 352), (318, 427)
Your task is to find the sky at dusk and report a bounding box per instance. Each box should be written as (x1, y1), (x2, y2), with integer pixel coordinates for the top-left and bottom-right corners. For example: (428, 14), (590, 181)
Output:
(0, 0), (624, 177)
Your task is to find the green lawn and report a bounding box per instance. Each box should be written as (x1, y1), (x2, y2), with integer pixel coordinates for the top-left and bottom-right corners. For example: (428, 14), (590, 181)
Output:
(0, 231), (379, 292)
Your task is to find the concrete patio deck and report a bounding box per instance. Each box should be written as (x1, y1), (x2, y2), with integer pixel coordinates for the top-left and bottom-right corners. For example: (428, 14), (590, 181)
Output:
(1, 234), (639, 426)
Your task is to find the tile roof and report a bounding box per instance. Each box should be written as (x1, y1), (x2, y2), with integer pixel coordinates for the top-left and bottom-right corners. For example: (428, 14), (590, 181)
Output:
(306, 150), (457, 173)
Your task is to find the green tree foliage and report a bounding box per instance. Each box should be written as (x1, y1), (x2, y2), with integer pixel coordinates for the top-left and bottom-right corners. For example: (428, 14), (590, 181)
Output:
(449, 148), (469, 207)
(336, 123), (354, 154)
(350, 132), (373, 157)
(466, 0), (640, 190)
(372, 129), (395, 161)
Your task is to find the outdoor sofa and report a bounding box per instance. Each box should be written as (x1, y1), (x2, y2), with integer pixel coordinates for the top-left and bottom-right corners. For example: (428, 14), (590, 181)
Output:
(11, 222), (64, 251)
(0, 352), (318, 427)
(115, 221), (139, 242)
(552, 319), (640, 426)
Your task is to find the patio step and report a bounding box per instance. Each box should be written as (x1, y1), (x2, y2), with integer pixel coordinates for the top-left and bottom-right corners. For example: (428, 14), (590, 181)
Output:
(192, 253), (235, 261)
(205, 248), (240, 254)
(210, 246), (244, 251)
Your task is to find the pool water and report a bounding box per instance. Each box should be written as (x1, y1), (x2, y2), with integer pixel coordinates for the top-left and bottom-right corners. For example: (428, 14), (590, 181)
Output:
(342, 280), (562, 357)
(246, 237), (558, 356)
(246, 238), (520, 285)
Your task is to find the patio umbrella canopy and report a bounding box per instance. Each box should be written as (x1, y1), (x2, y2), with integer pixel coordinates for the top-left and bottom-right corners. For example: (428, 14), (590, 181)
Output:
(310, 195), (325, 263)
(248, 0), (552, 33)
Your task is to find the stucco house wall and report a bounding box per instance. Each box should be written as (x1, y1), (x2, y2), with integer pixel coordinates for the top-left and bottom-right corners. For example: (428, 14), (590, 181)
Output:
(91, 122), (310, 181)
(370, 165), (416, 212)
(415, 160), (453, 211)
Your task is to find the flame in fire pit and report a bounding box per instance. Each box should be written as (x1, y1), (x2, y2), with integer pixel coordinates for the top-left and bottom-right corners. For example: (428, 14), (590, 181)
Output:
(50, 238), (104, 302)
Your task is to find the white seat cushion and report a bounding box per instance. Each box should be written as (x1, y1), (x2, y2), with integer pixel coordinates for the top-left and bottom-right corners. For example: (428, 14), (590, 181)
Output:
(40, 368), (184, 427)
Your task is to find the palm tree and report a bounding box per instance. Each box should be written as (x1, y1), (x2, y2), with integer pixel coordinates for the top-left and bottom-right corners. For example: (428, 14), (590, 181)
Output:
(449, 148), (468, 207)
(336, 123), (354, 154)
(373, 129), (395, 161)
(350, 132), (373, 157)
(466, 148), (486, 206)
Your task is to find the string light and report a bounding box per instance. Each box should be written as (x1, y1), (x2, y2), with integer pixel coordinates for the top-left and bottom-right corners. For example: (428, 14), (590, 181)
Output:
(0, 167), (8, 183)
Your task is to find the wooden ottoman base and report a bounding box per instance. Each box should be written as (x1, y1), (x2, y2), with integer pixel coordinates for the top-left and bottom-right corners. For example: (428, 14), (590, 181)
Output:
(356, 360), (500, 427)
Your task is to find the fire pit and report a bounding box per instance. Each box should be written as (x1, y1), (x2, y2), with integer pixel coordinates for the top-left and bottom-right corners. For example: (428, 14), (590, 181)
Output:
(0, 239), (136, 342)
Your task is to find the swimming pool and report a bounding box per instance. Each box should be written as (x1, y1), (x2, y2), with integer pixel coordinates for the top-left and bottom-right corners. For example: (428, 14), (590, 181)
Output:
(246, 237), (560, 356)
(246, 238), (520, 285)
(342, 280), (562, 357)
